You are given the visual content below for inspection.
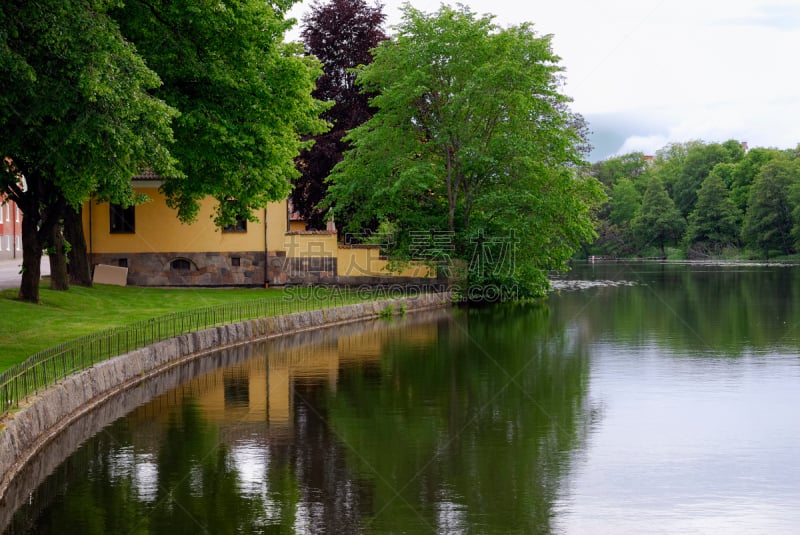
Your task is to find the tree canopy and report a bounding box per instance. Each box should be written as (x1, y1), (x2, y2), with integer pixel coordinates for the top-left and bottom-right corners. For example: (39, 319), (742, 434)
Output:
(1, 0), (179, 302)
(327, 4), (603, 298)
(291, 0), (388, 229)
(590, 152), (648, 189)
(686, 171), (741, 253)
(609, 178), (641, 228)
(589, 139), (800, 260)
(113, 0), (329, 227)
(631, 178), (685, 257)
(742, 158), (797, 257)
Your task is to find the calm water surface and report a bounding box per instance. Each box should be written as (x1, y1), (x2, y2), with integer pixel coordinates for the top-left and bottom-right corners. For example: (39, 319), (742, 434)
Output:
(4, 263), (800, 534)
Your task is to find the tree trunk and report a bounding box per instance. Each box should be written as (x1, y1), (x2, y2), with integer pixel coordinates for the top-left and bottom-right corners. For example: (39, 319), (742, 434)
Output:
(445, 146), (456, 234)
(48, 222), (69, 291)
(17, 175), (68, 301)
(19, 211), (42, 303)
(64, 205), (92, 286)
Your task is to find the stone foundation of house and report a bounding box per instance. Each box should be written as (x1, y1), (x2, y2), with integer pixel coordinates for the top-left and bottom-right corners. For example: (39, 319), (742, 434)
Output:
(89, 251), (440, 288)
(267, 254), (337, 285)
(90, 251), (267, 286)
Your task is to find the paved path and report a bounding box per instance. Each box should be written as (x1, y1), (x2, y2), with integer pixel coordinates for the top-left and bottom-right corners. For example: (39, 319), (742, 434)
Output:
(0, 257), (50, 290)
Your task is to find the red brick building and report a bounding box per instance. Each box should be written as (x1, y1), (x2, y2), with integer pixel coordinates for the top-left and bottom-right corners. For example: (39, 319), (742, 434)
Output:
(0, 198), (21, 260)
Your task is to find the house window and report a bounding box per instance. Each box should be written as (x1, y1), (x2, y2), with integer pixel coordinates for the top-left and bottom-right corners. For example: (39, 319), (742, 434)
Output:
(231, 257), (241, 267)
(118, 258), (128, 268)
(171, 258), (191, 271)
(110, 204), (135, 234)
(222, 216), (247, 233)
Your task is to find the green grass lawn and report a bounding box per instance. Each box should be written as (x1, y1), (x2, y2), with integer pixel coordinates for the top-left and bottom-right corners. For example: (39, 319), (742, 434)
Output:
(0, 283), (366, 372)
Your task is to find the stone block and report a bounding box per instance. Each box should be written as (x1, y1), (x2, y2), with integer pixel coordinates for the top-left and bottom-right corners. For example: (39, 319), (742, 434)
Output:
(92, 264), (128, 286)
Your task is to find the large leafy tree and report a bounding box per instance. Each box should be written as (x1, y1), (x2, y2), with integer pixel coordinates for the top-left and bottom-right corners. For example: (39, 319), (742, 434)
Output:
(650, 141), (695, 198)
(742, 158), (797, 257)
(595, 177), (642, 256)
(686, 171), (742, 255)
(666, 140), (744, 218)
(589, 152), (650, 257)
(0, 0), (179, 303)
(728, 147), (781, 213)
(327, 4), (603, 298)
(609, 178), (642, 228)
(291, 0), (388, 229)
(631, 178), (685, 257)
(113, 0), (329, 227)
(590, 151), (648, 189)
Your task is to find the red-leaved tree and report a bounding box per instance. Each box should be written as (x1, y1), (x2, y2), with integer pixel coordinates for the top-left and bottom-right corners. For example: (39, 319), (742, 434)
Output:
(292, 0), (388, 229)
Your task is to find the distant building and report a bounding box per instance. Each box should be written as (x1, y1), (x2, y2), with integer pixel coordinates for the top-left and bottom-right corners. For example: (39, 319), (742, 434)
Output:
(0, 197), (22, 260)
(1, 158), (24, 260)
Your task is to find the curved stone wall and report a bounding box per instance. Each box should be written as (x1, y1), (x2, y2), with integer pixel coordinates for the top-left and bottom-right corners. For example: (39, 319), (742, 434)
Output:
(0, 293), (450, 503)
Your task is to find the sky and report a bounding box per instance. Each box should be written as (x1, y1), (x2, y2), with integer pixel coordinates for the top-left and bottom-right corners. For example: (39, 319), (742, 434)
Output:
(285, 0), (800, 162)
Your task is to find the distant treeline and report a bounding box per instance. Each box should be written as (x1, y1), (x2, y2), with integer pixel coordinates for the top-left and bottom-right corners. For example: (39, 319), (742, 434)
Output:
(588, 140), (800, 259)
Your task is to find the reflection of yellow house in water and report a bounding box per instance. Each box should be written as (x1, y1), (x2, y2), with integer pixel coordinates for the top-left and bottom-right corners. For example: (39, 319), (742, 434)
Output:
(83, 176), (435, 287)
(127, 320), (440, 445)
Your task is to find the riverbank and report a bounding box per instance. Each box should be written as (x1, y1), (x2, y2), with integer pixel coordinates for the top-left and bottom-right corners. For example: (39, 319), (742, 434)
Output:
(0, 284), (382, 370)
(0, 291), (451, 504)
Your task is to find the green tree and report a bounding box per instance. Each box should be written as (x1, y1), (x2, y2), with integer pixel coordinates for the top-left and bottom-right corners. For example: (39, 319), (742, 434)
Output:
(593, 176), (642, 256)
(610, 178), (642, 227)
(669, 140), (743, 217)
(589, 153), (652, 258)
(742, 158), (798, 257)
(790, 148), (800, 248)
(631, 178), (685, 256)
(686, 171), (742, 255)
(590, 152), (648, 188)
(650, 141), (696, 197)
(729, 147), (781, 213)
(113, 0), (329, 227)
(0, 0), (179, 303)
(328, 4), (603, 298)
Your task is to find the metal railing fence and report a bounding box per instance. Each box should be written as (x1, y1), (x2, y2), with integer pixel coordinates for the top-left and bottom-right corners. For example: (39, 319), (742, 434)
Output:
(0, 290), (420, 418)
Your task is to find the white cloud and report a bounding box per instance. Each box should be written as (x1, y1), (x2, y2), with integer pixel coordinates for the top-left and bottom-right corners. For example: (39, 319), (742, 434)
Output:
(617, 134), (670, 156)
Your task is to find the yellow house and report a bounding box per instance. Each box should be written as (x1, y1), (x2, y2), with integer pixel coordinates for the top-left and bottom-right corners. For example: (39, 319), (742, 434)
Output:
(83, 176), (435, 287)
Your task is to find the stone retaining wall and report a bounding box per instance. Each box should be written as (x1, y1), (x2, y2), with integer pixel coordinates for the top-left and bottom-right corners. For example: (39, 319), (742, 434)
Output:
(0, 292), (450, 503)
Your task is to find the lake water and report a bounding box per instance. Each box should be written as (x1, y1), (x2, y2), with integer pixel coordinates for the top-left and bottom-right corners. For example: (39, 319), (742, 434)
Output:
(4, 262), (800, 534)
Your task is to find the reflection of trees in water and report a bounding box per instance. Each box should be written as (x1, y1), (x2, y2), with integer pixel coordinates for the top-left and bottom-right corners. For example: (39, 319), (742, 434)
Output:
(322, 306), (594, 534)
(556, 263), (800, 354)
(2, 345), (262, 535)
(276, 379), (375, 533)
(6, 306), (592, 534)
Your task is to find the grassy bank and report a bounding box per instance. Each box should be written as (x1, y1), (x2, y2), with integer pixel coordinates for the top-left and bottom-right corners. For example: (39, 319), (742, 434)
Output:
(0, 284), (369, 372)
